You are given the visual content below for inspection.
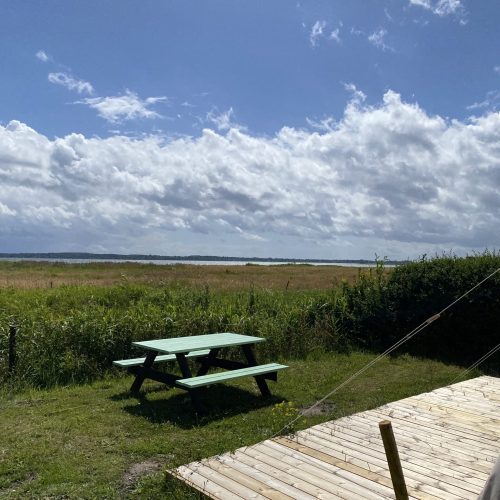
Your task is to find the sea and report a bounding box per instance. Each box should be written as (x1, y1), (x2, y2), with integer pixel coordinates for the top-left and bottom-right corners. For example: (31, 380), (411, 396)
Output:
(0, 257), (382, 267)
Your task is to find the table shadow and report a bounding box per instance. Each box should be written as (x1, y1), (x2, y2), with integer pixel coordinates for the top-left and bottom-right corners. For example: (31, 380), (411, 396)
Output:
(114, 385), (284, 428)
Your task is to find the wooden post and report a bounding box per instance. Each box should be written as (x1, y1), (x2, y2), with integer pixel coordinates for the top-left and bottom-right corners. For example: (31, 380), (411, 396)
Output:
(8, 325), (17, 374)
(379, 420), (409, 500)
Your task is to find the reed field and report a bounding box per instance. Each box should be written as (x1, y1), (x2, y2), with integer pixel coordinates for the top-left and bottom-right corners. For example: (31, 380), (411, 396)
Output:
(0, 261), (365, 291)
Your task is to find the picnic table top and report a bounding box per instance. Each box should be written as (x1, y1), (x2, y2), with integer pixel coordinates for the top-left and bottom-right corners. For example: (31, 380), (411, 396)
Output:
(132, 332), (265, 354)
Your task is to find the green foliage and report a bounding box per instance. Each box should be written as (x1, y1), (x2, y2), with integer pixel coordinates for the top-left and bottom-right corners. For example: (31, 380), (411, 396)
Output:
(335, 251), (500, 367)
(1, 252), (499, 389)
(270, 401), (306, 436)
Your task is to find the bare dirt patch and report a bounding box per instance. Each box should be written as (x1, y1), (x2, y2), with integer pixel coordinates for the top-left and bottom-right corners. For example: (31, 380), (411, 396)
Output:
(121, 458), (168, 493)
(300, 401), (336, 416)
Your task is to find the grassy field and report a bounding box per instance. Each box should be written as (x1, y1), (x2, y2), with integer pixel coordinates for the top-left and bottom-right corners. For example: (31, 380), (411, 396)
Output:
(0, 258), (495, 498)
(0, 352), (472, 499)
(0, 261), (372, 291)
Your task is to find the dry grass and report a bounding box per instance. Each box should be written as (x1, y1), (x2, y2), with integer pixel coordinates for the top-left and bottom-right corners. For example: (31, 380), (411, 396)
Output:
(0, 261), (379, 291)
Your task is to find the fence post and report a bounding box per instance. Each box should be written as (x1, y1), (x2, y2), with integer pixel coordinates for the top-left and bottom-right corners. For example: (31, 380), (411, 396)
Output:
(379, 420), (409, 500)
(8, 325), (17, 374)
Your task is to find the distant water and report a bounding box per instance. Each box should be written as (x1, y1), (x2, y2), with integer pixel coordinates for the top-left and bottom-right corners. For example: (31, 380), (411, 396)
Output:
(0, 257), (381, 267)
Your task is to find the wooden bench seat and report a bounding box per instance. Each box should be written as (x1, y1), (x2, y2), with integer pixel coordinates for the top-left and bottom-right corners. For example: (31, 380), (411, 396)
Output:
(113, 349), (210, 368)
(176, 363), (288, 389)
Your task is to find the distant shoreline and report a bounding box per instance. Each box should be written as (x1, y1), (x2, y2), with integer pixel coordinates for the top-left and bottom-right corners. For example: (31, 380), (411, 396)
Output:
(0, 252), (405, 266)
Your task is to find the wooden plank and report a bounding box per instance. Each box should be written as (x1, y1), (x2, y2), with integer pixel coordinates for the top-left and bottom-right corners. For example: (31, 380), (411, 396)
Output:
(299, 428), (479, 498)
(368, 407), (500, 454)
(262, 440), (399, 499)
(216, 453), (301, 499)
(231, 448), (340, 499)
(253, 441), (390, 499)
(133, 332), (265, 354)
(315, 422), (489, 486)
(274, 437), (442, 500)
(395, 405), (500, 438)
(319, 418), (492, 479)
(176, 363), (288, 388)
(203, 457), (295, 500)
(459, 377), (500, 391)
(284, 432), (466, 499)
(112, 349), (210, 367)
(343, 413), (498, 467)
(414, 392), (500, 420)
(182, 462), (268, 499)
(431, 385), (499, 404)
(374, 403), (500, 446)
(386, 401), (500, 439)
(360, 417), (495, 469)
(173, 465), (245, 499)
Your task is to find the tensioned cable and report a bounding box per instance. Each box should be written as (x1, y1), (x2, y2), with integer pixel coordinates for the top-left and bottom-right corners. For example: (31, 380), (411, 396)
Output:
(451, 342), (500, 385)
(269, 266), (500, 440)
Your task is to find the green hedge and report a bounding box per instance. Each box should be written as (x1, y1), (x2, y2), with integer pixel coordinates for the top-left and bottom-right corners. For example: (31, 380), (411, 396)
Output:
(1, 253), (499, 388)
(329, 252), (500, 366)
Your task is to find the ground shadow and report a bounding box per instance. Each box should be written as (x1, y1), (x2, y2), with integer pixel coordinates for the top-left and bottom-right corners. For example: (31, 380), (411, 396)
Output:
(116, 385), (284, 428)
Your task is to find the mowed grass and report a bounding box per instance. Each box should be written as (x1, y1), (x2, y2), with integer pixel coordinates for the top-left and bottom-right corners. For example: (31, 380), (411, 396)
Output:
(0, 352), (472, 499)
(0, 261), (376, 291)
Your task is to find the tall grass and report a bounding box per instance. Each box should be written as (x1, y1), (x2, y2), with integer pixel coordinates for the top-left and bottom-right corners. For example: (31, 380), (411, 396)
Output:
(1, 252), (499, 388)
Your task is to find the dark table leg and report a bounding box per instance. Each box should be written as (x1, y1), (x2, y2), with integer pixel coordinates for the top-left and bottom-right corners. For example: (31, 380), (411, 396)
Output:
(196, 348), (220, 376)
(176, 353), (204, 414)
(243, 344), (271, 397)
(130, 350), (158, 394)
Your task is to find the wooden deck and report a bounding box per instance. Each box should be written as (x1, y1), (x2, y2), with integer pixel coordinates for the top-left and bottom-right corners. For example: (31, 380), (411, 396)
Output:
(172, 376), (500, 499)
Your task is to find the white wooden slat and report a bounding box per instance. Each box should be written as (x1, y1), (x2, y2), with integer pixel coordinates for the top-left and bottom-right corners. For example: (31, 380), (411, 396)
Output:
(232, 448), (339, 499)
(185, 462), (269, 499)
(367, 408), (500, 454)
(298, 428), (475, 499)
(316, 421), (490, 486)
(262, 440), (398, 499)
(252, 441), (389, 500)
(274, 437), (444, 500)
(174, 465), (245, 500)
(342, 413), (498, 468)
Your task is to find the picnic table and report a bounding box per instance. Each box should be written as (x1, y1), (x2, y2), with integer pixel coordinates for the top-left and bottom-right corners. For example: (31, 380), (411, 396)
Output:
(113, 332), (287, 412)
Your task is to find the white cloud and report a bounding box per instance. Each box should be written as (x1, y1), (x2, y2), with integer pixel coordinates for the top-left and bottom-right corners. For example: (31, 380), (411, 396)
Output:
(330, 29), (341, 44)
(409, 0), (466, 20)
(36, 50), (49, 62)
(467, 91), (500, 112)
(310, 20), (326, 46)
(78, 90), (167, 123)
(344, 83), (367, 105)
(1, 92), (500, 258)
(310, 20), (342, 47)
(206, 107), (244, 131)
(48, 72), (94, 95)
(368, 28), (393, 52)
(494, 66), (500, 76)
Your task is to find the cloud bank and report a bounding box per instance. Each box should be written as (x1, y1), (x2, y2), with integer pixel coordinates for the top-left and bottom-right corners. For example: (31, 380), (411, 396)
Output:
(1, 90), (499, 257)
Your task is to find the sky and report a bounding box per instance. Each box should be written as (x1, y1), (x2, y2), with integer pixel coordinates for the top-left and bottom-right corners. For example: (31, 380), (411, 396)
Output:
(1, 0), (500, 260)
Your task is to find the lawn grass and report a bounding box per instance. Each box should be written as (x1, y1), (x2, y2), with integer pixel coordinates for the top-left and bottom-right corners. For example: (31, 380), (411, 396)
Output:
(0, 261), (376, 291)
(0, 351), (473, 499)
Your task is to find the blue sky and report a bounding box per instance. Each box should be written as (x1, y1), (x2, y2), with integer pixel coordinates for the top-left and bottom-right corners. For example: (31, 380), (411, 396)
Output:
(1, 0), (500, 259)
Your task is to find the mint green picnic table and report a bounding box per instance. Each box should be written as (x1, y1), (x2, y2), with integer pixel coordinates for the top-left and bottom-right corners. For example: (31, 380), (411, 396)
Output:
(114, 332), (287, 412)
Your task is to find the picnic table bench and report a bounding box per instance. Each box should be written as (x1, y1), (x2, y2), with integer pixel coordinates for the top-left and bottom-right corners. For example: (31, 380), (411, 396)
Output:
(113, 332), (287, 412)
